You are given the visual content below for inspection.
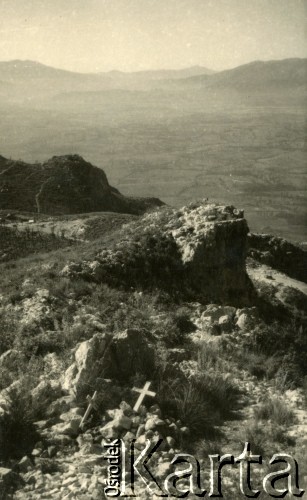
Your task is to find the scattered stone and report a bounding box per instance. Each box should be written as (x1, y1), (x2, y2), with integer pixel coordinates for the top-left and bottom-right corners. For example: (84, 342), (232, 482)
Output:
(44, 434), (73, 446)
(31, 449), (42, 458)
(180, 427), (189, 435)
(59, 407), (83, 422)
(47, 446), (57, 458)
(46, 396), (75, 418)
(136, 424), (145, 438)
(236, 313), (249, 330)
(0, 467), (13, 481)
(155, 461), (172, 479)
(33, 420), (49, 430)
(51, 416), (82, 436)
(166, 436), (175, 448)
(145, 416), (165, 431)
(18, 456), (33, 473)
(31, 379), (62, 408)
(218, 314), (233, 332)
(120, 401), (133, 416)
(123, 431), (136, 442)
(23, 471), (37, 485)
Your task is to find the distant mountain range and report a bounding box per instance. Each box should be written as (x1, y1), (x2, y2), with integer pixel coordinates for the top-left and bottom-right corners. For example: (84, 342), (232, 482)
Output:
(0, 57), (306, 242)
(0, 58), (305, 101)
(0, 60), (214, 98)
(0, 59), (214, 79)
(104, 65), (215, 80)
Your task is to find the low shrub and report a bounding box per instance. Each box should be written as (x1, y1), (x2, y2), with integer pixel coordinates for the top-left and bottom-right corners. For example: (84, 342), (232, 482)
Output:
(0, 381), (44, 462)
(254, 397), (297, 427)
(172, 307), (196, 334)
(14, 328), (65, 358)
(236, 350), (282, 380)
(0, 311), (18, 355)
(238, 320), (307, 386)
(158, 307), (196, 347)
(239, 418), (297, 462)
(197, 340), (231, 372)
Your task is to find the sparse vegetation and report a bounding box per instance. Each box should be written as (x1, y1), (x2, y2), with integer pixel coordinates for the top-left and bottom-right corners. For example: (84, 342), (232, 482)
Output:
(0, 191), (305, 499)
(0, 380), (43, 461)
(157, 371), (241, 441)
(0, 225), (75, 262)
(254, 397), (297, 427)
(240, 320), (307, 385)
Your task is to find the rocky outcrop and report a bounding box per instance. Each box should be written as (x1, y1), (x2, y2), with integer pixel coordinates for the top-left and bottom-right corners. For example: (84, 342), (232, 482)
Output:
(165, 202), (251, 303)
(62, 329), (156, 397)
(0, 154), (163, 215)
(61, 201), (252, 304)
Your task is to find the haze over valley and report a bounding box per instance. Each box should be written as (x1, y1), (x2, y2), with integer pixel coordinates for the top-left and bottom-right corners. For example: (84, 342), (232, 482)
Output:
(0, 57), (306, 241)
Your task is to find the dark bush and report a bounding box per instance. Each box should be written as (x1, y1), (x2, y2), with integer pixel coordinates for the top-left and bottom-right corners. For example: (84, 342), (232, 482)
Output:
(240, 320), (307, 384)
(0, 385), (42, 462)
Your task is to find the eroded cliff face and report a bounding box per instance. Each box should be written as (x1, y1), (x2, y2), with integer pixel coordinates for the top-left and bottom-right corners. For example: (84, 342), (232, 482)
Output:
(61, 201), (251, 304)
(164, 203), (250, 303)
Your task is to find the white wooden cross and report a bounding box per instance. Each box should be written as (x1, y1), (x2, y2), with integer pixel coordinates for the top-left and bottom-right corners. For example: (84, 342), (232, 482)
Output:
(80, 390), (99, 429)
(132, 381), (156, 412)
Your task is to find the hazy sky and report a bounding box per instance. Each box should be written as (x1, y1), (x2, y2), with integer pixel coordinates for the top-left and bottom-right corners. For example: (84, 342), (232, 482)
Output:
(0, 0), (306, 72)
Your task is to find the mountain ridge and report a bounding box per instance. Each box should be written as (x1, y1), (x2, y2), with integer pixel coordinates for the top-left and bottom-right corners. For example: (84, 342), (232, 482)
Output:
(0, 154), (163, 215)
(175, 57), (307, 89)
(1, 57), (305, 101)
(0, 59), (214, 80)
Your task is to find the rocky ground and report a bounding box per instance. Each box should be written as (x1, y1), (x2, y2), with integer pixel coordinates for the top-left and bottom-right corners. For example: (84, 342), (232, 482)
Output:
(0, 296), (306, 499)
(0, 200), (306, 499)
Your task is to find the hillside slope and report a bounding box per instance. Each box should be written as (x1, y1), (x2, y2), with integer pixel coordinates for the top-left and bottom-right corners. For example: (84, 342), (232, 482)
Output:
(0, 154), (163, 215)
(0, 200), (306, 498)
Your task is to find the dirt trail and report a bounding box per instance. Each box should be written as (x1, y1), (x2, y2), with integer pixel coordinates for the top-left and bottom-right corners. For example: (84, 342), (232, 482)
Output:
(247, 262), (307, 295)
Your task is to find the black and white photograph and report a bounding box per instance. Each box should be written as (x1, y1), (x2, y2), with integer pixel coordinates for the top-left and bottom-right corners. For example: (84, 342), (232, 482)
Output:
(0, 0), (306, 498)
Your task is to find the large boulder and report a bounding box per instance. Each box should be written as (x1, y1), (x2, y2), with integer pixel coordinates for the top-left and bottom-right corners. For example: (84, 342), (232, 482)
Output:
(62, 329), (155, 396)
(31, 380), (62, 407)
(19, 289), (52, 326)
(62, 333), (108, 397)
(105, 328), (155, 381)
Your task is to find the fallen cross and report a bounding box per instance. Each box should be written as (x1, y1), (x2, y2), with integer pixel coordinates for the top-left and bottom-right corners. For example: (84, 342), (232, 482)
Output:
(132, 381), (156, 412)
(80, 390), (99, 429)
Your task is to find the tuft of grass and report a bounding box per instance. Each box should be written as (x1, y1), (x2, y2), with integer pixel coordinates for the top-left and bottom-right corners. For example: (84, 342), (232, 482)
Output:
(194, 438), (225, 459)
(240, 422), (268, 457)
(157, 372), (241, 441)
(254, 397), (297, 427)
(197, 340), (232, 372)
(239, 417), (297, 461)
